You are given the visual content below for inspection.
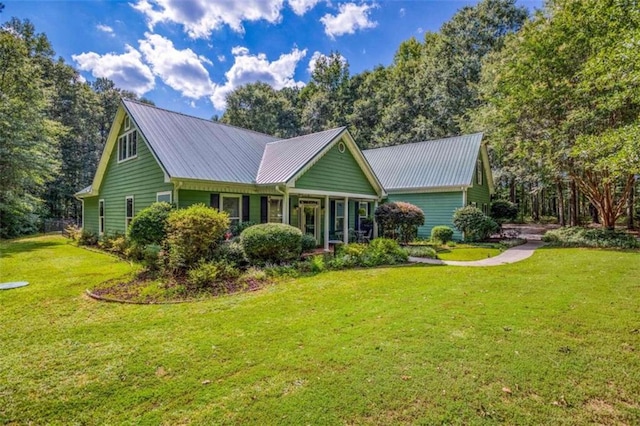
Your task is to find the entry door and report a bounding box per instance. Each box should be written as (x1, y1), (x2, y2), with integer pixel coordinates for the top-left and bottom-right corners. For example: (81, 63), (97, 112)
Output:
(299, 199), (320, 242)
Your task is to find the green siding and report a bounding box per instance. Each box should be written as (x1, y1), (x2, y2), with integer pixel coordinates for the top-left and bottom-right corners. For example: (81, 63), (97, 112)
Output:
(83, 197), (99, 234)
(295, 144), (376, 195)
(467, 152), (491, 213)
(91, 119), (173, 235)
(178, 190), (210, 208)
(387, 192), (464, 240)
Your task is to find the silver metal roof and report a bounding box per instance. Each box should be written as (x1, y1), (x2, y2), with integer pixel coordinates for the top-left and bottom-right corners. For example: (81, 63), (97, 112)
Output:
(256, 127), (346, 184)
(363, 133), (484, 191)
(123, 99), (280, 183)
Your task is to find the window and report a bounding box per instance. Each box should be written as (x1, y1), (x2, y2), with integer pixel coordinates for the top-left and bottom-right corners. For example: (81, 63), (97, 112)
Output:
(118, 130), (137, 162)
(476, 158), (483, 185)
(125, 196), (134, 228)
(335, 201), (345, 231)
(221, 195), (241, 227)
(470, 201), (477, 208)
(268, 196), (283, 223)
(156, 191), (172, 203)
(358, 201), (369, 220)
(99, 199), (105, 235)
(124, 115), (131, 130)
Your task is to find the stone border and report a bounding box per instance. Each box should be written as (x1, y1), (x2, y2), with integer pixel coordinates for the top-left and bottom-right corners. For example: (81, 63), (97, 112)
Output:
(85, 289), (194, 305)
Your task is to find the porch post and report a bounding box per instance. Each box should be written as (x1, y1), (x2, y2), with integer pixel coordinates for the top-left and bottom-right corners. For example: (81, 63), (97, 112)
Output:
(283, 190), (290, 225)
(343, 197), (349, 244)
(373, 200), (379, 238)
(324, 195), (330, 251)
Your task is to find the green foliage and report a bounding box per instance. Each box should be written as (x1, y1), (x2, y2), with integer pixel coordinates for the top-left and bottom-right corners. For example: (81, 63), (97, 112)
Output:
(374, 202), (425, 244)
(142, 244), (162, 271)
(404, 245), (437, 258)
(187, 260), (221, 290)
(490, 200), (518, 224)
(128, 202), (173, 246)
(230, 221), (256, 237)
(308, 255), (326, 273)
(78, 229), (98, 246)
(214, 241), (248, 268)
(453, 206), (499, 242)
(166, 204), (229, 272)
(64, 224), (82, 241)
(331, 239), (408, 268)
(430, 226), (454, 245)
(301, 234), (318, 253)
(240, 223), (302, 265)
(542, 227), (640, 249)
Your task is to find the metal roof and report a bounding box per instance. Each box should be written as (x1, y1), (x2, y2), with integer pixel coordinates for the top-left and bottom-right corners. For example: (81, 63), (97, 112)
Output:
(256, 127), (346, 184)
(123, 99), (280, 183)
(363, 133), (484, 191)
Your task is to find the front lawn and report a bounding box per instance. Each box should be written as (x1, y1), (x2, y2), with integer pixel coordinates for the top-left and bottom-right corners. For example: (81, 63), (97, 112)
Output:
(435, 244), (503, 261)
(1, 235), (639, 424)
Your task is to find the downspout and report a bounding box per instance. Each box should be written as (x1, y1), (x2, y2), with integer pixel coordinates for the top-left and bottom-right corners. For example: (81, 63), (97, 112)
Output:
(275, 185), (289, 225)
(173, 181), (183, 207)
(462, 187), (468, 241)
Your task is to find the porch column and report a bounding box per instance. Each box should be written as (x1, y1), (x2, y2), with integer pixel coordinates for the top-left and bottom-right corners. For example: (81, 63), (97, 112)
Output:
(373, 200), (379, 238)
(324, 195), (330, 251)
(343, 197), (349, 244)
(283, 190), (290, 225)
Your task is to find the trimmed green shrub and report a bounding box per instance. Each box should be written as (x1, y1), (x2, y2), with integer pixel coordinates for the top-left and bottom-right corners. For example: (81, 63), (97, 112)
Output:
(231, 221), (256, 237)
(214, 241), (248, 267)
(301, 234), (318, 252)
(431, 226), (454, 245)
(375, 202), (425, 244)
(361, 238), (408, 266)
(166, 204), (229, 272)
(542, 227), (639, 249)
(128, 202), (173, 246)
(404, 245), (437, 258)
(490, 200), (518, 224)
(453, 206), (499, 242)
(240, 223), (302, 264)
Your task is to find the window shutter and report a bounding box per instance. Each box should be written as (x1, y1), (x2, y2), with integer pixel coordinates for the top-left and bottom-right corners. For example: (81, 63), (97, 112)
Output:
(260, 196), (268, 223)
(354, 202), (360, 230)
(210, 193), (220, 210)
(330, 200), (335, 232)
(242, 196), (250, 222)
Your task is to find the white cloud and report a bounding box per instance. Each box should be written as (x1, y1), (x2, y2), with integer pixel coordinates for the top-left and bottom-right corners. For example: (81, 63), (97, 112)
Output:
(288, 0), (320, 15)
(96, 24), (114, 34)
(320, 3), (378, 39)
(132, 0), (284, 39)
(139, 33), (213, 99)
(72, 46), (155, 95)
(217, 54), (226, 62)
(399, 8), (405, 17)
(211, 47), (307, 110)
(307, 50), (346, 74)
(417, 27), (423, 34)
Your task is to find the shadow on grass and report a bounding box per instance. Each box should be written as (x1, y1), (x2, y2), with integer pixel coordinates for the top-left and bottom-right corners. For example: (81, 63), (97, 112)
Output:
(0, 240), (62, 258)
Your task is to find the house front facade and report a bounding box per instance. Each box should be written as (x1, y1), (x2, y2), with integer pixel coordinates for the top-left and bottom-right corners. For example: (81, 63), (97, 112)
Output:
(77, 100), (385, 251)
(77, 99), (494, 246)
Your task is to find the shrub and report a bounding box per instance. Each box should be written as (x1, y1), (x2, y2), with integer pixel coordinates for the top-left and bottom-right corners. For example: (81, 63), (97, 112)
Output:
(240, 223), (302, 265)
(187, 260), (220, 289)
(490, 200), (518, 224)
(374, 202), (425, 244)
(78, 229), (98, 246)
(404, 245), (437, 258)
(214, 241), (248, 267)
(166, 204), (229, 271)
(230, 221), (256, 237)
(542, 227), (639, 249)
(309, 255), (326, 273)
(361, 238), (408, 266)
(64, 224), (82, 241)
(452, 206), (499, 242)
(128, 202), (173, 246)
(142, 244), (162, 271)
(301, 234), (318, 252)
(431, 226), (454, 245)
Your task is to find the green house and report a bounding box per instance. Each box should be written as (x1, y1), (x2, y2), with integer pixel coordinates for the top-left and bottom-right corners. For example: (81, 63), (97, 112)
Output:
(363, 134), (494, 240)
(77, 100), (493, 247)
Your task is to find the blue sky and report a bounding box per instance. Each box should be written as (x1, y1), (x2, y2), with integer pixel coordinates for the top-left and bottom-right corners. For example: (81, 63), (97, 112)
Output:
(3, 0), (541, 119)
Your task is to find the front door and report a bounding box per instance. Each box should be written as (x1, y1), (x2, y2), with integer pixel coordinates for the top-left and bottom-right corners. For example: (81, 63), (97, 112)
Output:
(299, 199), (320, 242)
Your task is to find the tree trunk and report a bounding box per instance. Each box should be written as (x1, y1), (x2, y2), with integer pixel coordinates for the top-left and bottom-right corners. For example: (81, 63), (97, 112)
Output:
(569, 179), (578, 227)
(510, 179), (516, 204)
(556, 180), (566, 226)
(589, 203), (599, 224)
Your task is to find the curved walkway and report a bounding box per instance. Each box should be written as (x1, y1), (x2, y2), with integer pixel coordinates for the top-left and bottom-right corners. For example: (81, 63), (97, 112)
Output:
(409, 240), (545, 267)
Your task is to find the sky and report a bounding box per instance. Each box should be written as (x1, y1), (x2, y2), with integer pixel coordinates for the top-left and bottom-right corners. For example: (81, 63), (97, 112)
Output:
(3, 0), (542, 119)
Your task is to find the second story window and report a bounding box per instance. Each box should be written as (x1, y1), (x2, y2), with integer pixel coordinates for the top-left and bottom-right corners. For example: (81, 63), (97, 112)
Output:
(118, 130), (137, 162)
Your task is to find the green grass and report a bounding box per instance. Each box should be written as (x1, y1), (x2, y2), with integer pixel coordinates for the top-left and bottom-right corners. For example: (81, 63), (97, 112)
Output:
(436, 244), (503, 261)
(2, 235), (640, 424)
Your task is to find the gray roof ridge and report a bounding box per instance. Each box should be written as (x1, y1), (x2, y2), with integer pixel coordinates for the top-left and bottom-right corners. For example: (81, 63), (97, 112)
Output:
(363, 132), (483, 153)
(121, 98), (281, 140)
(265, 126), (346, 145)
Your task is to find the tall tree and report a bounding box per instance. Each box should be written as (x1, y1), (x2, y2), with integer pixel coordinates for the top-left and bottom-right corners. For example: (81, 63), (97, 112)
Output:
(473, 0), (640, 229)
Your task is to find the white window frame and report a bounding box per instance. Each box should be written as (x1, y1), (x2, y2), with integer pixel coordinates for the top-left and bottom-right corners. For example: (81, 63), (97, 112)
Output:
(267, 196), (283, 223)
(477, 159), (483, 185)
(335, 200), (345, 231)
(156, 191), (172, 203)
(117, 130), (138, 163)
(98, 199), (105, 235)
(358, 201), (369, 220)
(124, 115), (131, 131)
(221, 194), (242, 226)
(125, 196), (134, 229)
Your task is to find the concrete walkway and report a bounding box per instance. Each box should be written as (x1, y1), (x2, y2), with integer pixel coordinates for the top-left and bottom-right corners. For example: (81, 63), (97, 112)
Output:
(409, 240), (545, 267)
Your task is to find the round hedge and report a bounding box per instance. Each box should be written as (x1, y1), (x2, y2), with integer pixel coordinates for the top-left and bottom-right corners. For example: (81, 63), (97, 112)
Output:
(128, 202), (173, 246)
(240, 223), (302, 264)
(431, 225), (454, 244)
